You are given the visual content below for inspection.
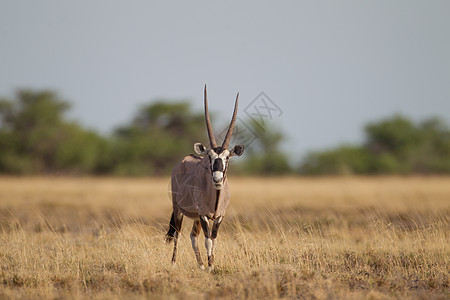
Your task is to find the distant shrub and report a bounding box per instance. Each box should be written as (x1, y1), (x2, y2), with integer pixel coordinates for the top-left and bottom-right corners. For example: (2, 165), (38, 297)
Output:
(299, 115), (450, 175)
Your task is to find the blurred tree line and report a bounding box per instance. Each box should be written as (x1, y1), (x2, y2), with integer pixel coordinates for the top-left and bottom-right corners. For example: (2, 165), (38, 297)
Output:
(0, 90), (206, 175)
(299, 115), (450, 175)
(0, 89), (449, 176)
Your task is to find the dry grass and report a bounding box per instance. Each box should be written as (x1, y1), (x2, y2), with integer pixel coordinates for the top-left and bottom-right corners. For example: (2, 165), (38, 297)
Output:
(0, 176), (448, 299)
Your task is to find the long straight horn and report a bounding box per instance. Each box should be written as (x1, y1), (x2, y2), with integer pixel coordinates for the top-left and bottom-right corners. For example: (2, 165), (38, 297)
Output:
(204, 85), (217, 148)
(222, 92), (239, 149)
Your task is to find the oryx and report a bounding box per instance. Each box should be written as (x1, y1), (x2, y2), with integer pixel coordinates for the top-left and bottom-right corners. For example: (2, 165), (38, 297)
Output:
(165, 85), (244, 270)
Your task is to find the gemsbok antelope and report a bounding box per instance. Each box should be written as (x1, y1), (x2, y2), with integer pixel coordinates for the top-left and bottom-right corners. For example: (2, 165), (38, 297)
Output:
(166, 85), (244, 270)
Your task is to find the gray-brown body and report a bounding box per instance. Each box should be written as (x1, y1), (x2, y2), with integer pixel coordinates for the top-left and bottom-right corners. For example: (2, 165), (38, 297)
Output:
(171, 155), (230, 220)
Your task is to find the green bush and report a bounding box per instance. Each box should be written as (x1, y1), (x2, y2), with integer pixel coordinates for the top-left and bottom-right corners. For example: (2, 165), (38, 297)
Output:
(0, 90), (107, 174)
(299, 115), (450, 175)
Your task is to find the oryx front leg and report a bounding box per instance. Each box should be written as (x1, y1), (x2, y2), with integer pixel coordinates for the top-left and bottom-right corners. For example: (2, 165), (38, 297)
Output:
(200, 215), (223, 271)
(210, 216), (223, 268)
(199, 215), (214, 271)
(190, 220), (204, 269)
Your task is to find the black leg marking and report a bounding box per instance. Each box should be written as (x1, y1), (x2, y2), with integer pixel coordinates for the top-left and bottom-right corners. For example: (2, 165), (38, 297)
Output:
(211, 216), (223, 239)
(171, 213), (183, 264)
(208, 253), (214, 268)
(199, 216), (210, 238)
(165, 212), (176, 243)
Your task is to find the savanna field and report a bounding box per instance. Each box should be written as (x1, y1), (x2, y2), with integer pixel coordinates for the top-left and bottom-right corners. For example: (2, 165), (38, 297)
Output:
(0, 177), (448, 299)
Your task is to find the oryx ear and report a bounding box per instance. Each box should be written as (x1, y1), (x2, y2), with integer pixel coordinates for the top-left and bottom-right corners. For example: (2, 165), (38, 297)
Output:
(230, 144), (244, 157)
(194, 143), (207, 155)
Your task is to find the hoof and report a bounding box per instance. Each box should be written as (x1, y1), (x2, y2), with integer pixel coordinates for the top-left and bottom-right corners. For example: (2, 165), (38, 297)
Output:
(199, 264), (205, 270)
(208, 265), (214, 272)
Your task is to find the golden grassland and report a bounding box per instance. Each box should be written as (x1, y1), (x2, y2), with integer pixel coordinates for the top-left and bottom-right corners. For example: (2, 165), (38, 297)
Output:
(0, 176), (448, 299)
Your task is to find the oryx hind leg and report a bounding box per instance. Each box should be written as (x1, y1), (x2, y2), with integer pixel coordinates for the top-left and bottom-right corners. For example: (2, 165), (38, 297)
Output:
(171, 211), (183, 264)
(190, 220), (204, 269)
(165, 212), (176, 243)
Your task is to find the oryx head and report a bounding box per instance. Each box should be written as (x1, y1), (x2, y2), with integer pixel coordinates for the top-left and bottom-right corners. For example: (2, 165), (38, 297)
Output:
(194, 85), (244, 190)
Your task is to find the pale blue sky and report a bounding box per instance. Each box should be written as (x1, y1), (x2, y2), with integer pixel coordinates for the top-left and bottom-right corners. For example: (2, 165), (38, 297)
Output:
(1, 1), (449, 158)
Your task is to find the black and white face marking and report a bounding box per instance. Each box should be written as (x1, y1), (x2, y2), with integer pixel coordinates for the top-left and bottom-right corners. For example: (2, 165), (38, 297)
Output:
(207, 148), (230, 190)
(194, 143), (244, 191)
